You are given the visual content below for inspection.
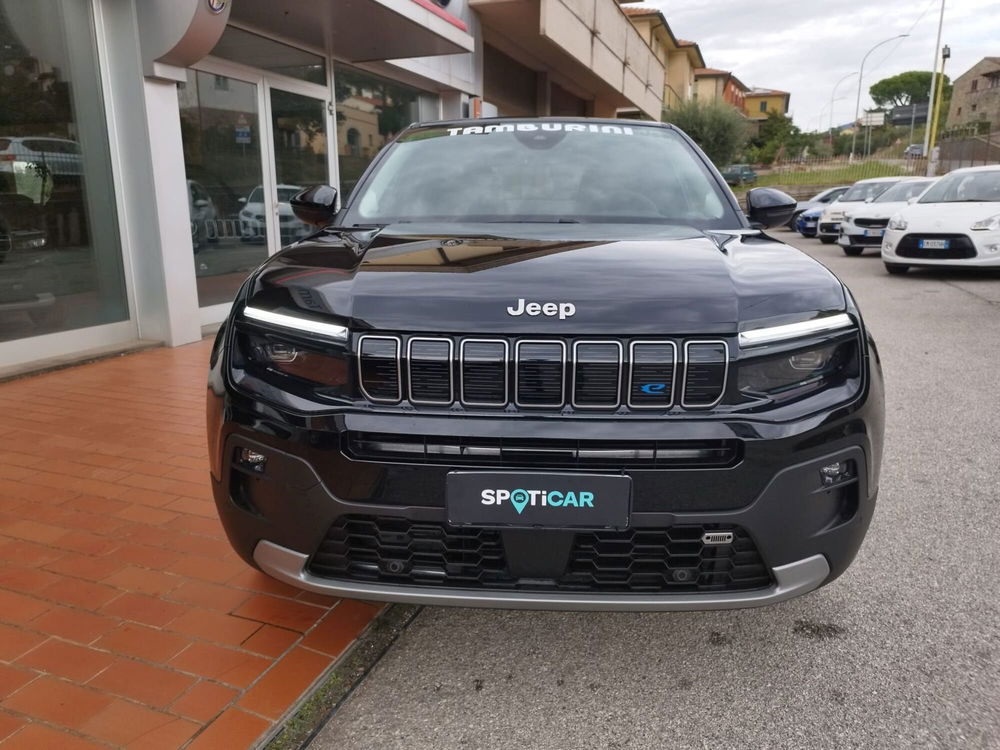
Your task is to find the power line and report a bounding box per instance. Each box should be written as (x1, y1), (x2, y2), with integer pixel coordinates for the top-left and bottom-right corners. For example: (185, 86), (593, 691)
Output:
(865, 0), (938, 78)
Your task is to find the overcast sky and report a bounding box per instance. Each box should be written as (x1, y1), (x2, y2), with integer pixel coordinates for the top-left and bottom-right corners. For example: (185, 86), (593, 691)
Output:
(642, 0), (1000, 132)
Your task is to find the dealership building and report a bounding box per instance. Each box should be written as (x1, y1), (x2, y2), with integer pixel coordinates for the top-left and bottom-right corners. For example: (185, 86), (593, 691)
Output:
(0, 0), (664, 373)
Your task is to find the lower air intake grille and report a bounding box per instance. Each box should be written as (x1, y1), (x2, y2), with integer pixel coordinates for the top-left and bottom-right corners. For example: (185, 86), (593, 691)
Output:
(346, 432), (741, 469)
(560, 526), (770, 592)
(308, 516), (771, 593)
(896, 234), (977, 259)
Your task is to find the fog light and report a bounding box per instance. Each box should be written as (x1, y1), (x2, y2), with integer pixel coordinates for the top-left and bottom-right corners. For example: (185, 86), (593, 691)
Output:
(986, 243), (1000, 254)
(883, 240), (894, 252)
(820, 461), (852, 486)
(238, 448), (267, 472)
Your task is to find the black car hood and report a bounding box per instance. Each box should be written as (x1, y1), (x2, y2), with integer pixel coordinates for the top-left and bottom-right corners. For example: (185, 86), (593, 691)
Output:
(246, 225), (846, 335)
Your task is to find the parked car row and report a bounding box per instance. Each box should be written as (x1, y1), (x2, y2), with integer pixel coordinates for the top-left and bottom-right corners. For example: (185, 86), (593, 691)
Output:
(791, 166), (1000, 274)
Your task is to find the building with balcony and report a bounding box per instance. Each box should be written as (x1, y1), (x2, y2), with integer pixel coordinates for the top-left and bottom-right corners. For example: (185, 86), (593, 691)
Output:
(620, 5), (704, 113)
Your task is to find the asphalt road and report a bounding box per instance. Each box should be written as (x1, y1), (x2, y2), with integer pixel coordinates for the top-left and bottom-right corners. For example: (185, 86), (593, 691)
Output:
(310, 231), (1000, 750)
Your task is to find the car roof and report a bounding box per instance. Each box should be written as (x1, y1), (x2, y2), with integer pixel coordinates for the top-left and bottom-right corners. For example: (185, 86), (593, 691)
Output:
(946, 165), (1000, 175)
(854, 175), (906, 184)
(408, 116), (673, 131)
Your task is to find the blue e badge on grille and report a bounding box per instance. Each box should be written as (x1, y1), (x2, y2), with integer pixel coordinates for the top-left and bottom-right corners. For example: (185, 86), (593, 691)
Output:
(446, 472), (631, 529)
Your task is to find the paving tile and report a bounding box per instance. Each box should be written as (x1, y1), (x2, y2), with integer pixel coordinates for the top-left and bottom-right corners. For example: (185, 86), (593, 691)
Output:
(167, 608), (261, 647)
(301, 600), (383, 657)
(168, 642), (271, 688)
(53, 530), (120, 556)
(2, 675), (113, 729)
(0, 625), (47, 662)
(1, 722), (108, 750)
(44, 554), (126, 583)
(0, 540), (65, 567)
(127, 716), (201, 750)
(102, 566), (182, 597)
(231, 595), (327, 633)
(38, 578), (119, 610)
(167, 554), (246, 585)
(169, 680), (238, 723)
(29, 606), (119, 644)
(165, 579), (252, 613)
(88, 659), (195, 709)
(0, 566), (63, 596)
(237, 646), (332, 719)
(101, 593), (188, 628)
(112, 543), (181, 570)
(0, 711), (25, 741)
(184, 707), (270, 750)
(226, 568), (304, 598)
(0, 520), (68, 545)
(0, 590), (51, 626)
(16, 639), (116, 682)
(0, 663), (36, 698)
(79, 698), (177, 746)
(94, 623), (192, 663)
(240, 624), (299, 658)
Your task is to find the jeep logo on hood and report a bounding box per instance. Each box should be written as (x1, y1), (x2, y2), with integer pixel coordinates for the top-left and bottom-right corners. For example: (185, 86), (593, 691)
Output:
(506, 298), (576, 320)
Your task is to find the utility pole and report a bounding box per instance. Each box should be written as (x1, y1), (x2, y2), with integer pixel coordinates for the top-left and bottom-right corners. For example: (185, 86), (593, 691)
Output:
(851, 35), (910, 160)
(927, 44), (951, 176)
(922, 0), (946, 159)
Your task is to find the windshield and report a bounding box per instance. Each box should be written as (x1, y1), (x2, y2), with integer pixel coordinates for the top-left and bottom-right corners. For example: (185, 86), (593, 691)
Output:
(814, 187), (846, 202)
(344, 122), (739, 229)
(840, 180), (897, 202)
(919, 170), (1000, 203)
(277, 187), (301, 202)
(247, 188), (263, 204)
(874, 180), (933, 203)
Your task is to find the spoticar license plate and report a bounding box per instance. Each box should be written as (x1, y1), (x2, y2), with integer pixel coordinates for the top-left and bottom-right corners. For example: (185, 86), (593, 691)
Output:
(446, 472), (631, 529)
(919, 238), (950, 249)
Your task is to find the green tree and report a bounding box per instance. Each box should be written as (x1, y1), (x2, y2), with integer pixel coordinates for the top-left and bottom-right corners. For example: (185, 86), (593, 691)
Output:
(662, 99), (749, 166)
(869, 71), (951, 108)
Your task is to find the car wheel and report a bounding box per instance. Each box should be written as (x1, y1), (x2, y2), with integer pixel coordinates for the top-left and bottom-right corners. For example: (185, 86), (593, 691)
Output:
(843, 246), (864, 256)
(819, 237), (835, 244)
(884, 263), (910, 275)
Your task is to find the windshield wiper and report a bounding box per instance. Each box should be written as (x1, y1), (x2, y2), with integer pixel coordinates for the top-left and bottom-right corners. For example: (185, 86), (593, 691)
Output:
(486, 219), (582, 224)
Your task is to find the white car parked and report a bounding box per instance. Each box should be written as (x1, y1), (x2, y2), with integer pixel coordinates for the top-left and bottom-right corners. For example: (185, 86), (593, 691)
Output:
(882, 165), (1000, 274)
(817, 176), (907, 244)
(239, 184), (311, 245)
(838, 177), (935, 256)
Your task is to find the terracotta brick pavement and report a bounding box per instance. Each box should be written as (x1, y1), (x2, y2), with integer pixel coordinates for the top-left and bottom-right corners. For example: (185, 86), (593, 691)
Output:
(0, 341), (383, 748)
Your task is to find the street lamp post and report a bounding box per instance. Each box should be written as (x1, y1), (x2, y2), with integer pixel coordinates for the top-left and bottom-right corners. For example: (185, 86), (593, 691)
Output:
(830, 72), (857, 147)
(851, 34), (910, 159)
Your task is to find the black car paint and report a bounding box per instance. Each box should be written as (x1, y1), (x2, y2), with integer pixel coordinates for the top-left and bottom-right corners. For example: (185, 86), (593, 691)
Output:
(207, 119), (884, 608)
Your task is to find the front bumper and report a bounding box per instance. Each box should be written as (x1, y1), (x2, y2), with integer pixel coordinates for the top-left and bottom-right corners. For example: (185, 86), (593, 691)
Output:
(838, 219), (886, 248)
(254, 540), (830, 611)
(818, 221), (841, 238)
(210, 379), (883, 609)
(796, 217), (819, 236)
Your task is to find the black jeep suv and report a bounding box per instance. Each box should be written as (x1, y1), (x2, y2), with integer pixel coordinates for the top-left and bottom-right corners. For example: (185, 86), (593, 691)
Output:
(207, 119), (884, 611)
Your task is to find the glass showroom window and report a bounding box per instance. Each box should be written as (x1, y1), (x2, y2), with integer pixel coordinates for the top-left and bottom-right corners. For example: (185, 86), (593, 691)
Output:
(0, 1), (128, 343)
(334, 65), (432, 198)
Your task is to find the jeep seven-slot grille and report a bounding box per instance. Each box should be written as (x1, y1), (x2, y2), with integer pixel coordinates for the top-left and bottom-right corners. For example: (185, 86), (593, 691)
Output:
(307, 516), (772, 593)
(357, 335), (729, 411)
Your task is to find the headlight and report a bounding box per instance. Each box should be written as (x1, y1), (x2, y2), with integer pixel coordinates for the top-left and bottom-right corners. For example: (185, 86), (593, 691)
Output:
(971, 213), (1000, 231)
(843, 213), (854, 222)
(240, 210), (253, 219)
(826, 210), (844, 221)
(236, 328), (349, 393)
(738, 339), (859, 403)
(888, 214), (908, 231)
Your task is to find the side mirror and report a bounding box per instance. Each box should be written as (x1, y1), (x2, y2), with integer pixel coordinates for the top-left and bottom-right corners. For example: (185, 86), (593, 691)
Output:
(907, 196), (919, 205)
(194, 199), (209, 208)
(745, 187), (796, 228)
(238, 197), (247, 204)
(290, 184), (338, 227)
